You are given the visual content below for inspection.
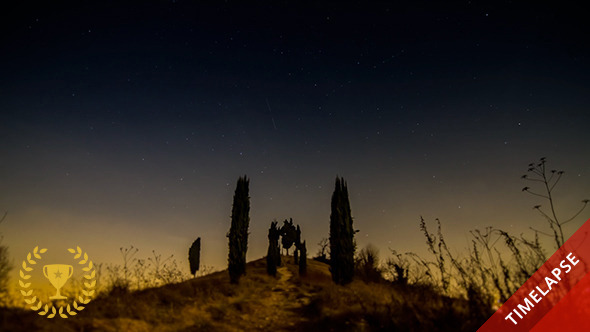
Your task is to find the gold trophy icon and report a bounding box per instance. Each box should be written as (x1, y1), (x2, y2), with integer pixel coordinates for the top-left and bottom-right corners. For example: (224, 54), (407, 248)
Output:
(43, 264), (73, 300)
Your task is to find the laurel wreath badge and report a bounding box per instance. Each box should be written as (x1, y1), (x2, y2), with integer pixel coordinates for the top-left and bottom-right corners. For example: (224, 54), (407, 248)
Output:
(19, 246), (96, 318)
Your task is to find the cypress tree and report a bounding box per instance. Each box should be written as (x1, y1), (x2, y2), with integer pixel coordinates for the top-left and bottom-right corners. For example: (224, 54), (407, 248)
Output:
(277, 243), (282, 267)
(299, 240), (307, 276)
(294, 225), (301, 264)
(329, 177), (355, 285)
(267, 221), (281, 276)
(188, 237), (201, 277)
(228, 176), (250, 284)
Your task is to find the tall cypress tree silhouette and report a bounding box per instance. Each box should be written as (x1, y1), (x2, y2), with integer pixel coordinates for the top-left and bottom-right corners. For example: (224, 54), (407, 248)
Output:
(228, 176), (250, 284)
(267, 221), (281, 276)
(299, 240), (307, 276)
(329, 177), (355, 285)
(294, 224), (301, 264)
(188, 237), (201, 277)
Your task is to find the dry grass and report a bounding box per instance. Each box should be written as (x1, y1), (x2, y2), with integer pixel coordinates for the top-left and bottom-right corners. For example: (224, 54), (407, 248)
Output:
(295, 259), (487, 331)
(1, 255), (487, 331)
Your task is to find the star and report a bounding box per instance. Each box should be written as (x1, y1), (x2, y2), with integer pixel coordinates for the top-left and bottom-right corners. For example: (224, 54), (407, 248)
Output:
(54, 270), (63, 279)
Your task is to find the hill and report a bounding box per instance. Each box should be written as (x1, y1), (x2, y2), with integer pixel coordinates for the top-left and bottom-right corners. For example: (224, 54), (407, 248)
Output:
(0, 256), (488, 331)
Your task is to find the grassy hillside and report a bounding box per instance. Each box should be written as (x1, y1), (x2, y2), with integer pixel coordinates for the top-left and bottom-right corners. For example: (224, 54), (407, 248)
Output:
(0, 256), (489, 331)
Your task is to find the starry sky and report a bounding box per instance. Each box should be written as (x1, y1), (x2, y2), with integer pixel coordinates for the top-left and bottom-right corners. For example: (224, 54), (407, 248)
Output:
(1, 1), (589, 272)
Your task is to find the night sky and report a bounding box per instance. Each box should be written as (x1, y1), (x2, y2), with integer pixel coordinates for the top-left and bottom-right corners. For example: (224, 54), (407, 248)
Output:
(1, 1), (589, 272)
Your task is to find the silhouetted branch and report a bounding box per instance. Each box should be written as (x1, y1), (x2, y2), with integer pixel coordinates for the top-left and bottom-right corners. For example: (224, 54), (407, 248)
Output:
(549, 172), (563, 191)
(522, 176), (545, 183)
(522, 187), (549, 199)
(533, 206), (556, 225)
(562, 199), (589, 225)
(529, 227), (553, 238)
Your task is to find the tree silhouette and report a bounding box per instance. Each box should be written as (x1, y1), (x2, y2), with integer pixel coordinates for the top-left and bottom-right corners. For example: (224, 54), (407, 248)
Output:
(280, 218), (296, 256)
(188, 237), (201, 277)
(267, 221), (281, 276)
(299, 240), (307, 276)
(227, 176), (250, 284)
(294, 224), (302, 264)
(314, 237), (329, 263)
(329, 177), (355, 285)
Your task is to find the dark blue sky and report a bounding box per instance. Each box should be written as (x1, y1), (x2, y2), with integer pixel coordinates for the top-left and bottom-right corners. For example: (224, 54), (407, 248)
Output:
(1, 1), (589, 270)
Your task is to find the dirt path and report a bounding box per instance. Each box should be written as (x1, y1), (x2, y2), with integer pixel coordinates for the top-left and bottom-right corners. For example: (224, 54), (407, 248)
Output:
(274, 266), (294, 292)
(255, 265), (313, 331)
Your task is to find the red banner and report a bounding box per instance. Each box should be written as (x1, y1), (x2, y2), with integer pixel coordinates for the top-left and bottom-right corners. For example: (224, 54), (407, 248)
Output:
(478, 218), (590, 331)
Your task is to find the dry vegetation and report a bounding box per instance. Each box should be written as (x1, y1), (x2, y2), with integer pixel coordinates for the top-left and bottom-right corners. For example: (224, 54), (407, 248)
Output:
(2, 159), (585, 331)
(0, 254), (487, 332)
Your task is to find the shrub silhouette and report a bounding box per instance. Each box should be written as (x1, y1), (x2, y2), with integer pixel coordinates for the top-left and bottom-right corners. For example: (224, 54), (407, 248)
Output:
(355, 244), (382, 283)
(385, 250), (409, 286)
